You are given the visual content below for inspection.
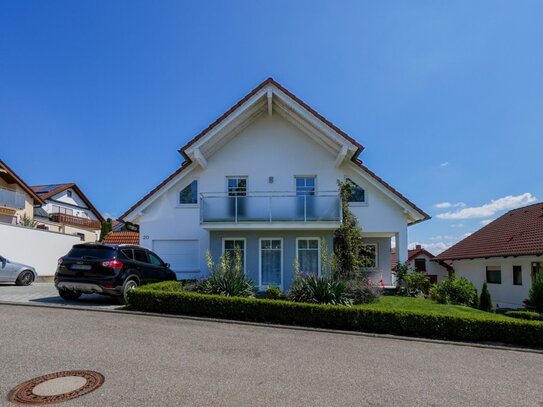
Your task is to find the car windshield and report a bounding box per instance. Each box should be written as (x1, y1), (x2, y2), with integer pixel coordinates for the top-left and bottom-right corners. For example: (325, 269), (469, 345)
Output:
(66, 246), (116, 260)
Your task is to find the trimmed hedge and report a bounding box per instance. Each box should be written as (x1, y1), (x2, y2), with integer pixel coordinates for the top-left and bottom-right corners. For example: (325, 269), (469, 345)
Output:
(505, 310), (543, 322)
(127, 286), (543, 348)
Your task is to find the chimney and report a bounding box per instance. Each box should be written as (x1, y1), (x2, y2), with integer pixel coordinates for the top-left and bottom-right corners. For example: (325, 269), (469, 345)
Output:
(416, 244), (422, 250)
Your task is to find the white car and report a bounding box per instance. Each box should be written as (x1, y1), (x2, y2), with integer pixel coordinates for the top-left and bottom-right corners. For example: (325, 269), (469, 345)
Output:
(0, 255), (37, 286)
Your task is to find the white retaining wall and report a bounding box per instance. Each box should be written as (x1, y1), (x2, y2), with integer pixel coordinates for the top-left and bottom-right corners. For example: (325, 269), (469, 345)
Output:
(0, 223), (80, 277)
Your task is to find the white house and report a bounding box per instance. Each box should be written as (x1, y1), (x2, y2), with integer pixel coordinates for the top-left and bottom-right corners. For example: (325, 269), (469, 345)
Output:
(121, 78), (429, 290)
(392, 245), (452, 284)
(436, 202), (543, 308)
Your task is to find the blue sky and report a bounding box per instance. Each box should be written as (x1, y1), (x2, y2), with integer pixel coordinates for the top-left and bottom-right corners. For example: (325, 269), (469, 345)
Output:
(2, 1), (542, 253)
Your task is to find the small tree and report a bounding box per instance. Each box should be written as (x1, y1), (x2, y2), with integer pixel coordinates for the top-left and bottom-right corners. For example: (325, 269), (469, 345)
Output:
(479, 282), (494, 312)
(19, 213), (36, 228)
(529, 270), (543, 313)
(333, 181), (367, 280)
(393, 262), (411, 288)
(99, 219), (113, 241)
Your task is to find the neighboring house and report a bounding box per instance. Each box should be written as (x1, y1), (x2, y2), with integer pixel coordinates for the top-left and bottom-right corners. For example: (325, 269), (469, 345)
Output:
(31, 183), (104, 242)
(102, 231), (140, 245)
(121, 78), (429, 289)
(436, 202), (543, 308)
(391, 245), (452, 284)
(0, 159), (44, 224)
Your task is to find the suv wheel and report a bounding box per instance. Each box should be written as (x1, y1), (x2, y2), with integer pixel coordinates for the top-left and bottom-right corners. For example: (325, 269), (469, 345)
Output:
(58, 289), (82, 301)
(117, 279), (138, 305)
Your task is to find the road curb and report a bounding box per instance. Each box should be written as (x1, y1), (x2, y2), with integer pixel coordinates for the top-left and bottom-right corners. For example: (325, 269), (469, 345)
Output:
(1, 299), (542, 355)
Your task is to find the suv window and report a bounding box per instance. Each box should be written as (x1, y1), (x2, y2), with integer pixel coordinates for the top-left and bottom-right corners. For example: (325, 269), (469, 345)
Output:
(120, 249), (134, 260)
(148, 252), (164, 266)
(134, 250), (148, 263)
(67, 246), (115, 260)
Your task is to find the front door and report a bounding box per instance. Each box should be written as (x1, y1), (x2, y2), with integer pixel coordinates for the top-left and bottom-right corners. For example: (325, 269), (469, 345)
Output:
(260, 239), (282, 290)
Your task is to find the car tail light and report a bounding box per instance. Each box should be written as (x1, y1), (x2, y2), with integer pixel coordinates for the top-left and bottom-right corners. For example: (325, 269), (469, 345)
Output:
(101, 259), (123, 269)
(57, 258), (63, 265)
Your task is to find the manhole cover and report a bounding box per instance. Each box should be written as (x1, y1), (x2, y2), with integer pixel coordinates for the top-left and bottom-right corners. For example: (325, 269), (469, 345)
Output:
(7, 370), (104, 405)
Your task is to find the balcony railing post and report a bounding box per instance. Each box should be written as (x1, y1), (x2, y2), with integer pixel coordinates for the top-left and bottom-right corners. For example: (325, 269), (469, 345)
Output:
(304, 195), (307, 222)
(269, 196), (272, 223)
(234, 196), (238, 223)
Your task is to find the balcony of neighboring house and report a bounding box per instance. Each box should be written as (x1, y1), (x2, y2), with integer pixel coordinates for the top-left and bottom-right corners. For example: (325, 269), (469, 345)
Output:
(200, 191), (341, 229)
(49, 212), (101, 230)
(0, 186), (26, 210)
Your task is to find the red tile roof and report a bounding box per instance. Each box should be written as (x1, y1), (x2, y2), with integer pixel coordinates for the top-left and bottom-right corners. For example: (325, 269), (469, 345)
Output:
(436, 202), (543, 261)
(119, 78), (430, 222)
(392, 246), (453, 272)
(102, 231), (140, 245)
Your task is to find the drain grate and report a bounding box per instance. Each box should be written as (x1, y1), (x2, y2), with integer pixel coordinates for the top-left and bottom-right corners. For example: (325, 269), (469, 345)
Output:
(7, 370), (104, 405)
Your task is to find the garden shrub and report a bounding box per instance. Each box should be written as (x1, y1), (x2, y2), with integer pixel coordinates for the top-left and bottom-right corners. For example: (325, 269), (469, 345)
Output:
(479, 282), (494, 313)
(345, 277), (382, 304)
(289, 275), (350, 305)
(402, 271), (430, 296)
(265, 286), (281, 300)
(127, 288), (543, 348)
(529, 271), (543, 313)
(195, 249), (254, 297)
(431, 275), (478, 307)
(505, 310), (543, 321)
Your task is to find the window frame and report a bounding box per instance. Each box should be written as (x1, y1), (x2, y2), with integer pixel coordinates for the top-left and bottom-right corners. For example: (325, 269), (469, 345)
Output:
(361, 243), (378, 270)
(67, 190), (73, 198)
(345, 177), (367, 205)
(177, 180), (199, 207)
(414, 258), (427, 273)
(226, 177), (248, 197)
(258, 237), (283, 290)
(294, 176), (317, 196)
(486, 266), (502, 284)
(148, 251), (165, 267)
(513, 265), (522, 286)
(133, 249), (149, 264)
(296, 237), (321, 277)
(222, 237), (247, 273)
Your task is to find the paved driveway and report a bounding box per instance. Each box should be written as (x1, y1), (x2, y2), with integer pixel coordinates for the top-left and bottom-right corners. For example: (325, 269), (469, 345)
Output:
(1, 305), (543, 406)
(0, 283), (120, 309)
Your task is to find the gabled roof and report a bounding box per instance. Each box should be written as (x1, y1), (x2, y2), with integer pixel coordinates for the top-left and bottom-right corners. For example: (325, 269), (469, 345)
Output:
(0, 160), (43, 205)
(31, 183), (105, 223)
(120, 78), (430, 223)
(436, 202), (543, 261)
(102, 231), (140, 245)
(392, 246), (454, 272)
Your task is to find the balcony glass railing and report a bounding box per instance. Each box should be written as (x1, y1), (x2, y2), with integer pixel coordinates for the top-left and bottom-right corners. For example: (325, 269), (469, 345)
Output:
(0, 186), (26, 210)
(200, 193), (341, 223)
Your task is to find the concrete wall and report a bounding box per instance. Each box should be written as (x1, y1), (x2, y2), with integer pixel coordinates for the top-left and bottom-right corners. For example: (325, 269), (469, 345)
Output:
(0, 223), (80, 277)
(453, 256), (543, 308)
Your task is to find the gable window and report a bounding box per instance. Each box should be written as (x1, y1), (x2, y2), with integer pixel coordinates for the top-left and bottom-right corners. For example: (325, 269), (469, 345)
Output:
(513, 265), (522, 285)
(346, 178), (366, 203)
(227, 177), (247, 196)
(295, 177), (316, 196)
(297, 238), (320, 276)
(414, 258), (426, 272)
(179, 181), (198, 204)
(223, 238), (246, 272)
(486, 266), (501, 284)
(67, 190), (73, 198)
(361, 243), (378, 269)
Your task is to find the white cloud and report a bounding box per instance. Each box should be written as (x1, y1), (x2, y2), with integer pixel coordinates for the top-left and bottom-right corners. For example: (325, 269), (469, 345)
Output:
(409, 241), (453, 255)
(480, 219), (494, 226)
(429, 235), (458, 241)
(434, 201), (466, 209)
(450, 223), (464, 228)
(440, 162), (449, 167)
(436, 193), (536, 220)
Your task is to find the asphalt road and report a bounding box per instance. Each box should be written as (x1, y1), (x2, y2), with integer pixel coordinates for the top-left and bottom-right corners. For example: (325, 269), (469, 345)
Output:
(1, 305), (543, 406)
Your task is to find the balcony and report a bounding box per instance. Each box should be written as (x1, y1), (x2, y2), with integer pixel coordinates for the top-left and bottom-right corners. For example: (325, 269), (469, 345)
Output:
(200, 193), (341, 228)
(49, 213), (101, 230)
(0, 186), (26, 210)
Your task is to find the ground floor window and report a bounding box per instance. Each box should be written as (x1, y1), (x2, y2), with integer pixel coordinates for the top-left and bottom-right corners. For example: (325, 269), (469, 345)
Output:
(297, 238), (320, 276)
(223, 238), (246, 272)
(361, 243), (378, 269)
(260, 238), (282, 287)
(513, 265), (522, 285)
(486, 266), (501, 284)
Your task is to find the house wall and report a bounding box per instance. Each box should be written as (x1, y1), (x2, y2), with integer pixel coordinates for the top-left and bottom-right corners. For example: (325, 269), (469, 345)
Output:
(408, 255), (449, 283)
(0, 178), (35, 221)
(452, 256), (543, 308)
(0, 222), (80, 276)
(136, 114), (410, 283)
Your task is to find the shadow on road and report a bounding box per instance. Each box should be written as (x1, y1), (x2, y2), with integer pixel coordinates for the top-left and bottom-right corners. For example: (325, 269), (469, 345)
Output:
(30, 295), (120, 307)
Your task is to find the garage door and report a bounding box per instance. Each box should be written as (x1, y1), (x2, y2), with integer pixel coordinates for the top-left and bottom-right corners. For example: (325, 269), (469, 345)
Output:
(152, 240), (199, 272)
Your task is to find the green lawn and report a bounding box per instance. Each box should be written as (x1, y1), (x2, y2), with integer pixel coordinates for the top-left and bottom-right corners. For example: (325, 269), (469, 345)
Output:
(357, 296), (509, 319)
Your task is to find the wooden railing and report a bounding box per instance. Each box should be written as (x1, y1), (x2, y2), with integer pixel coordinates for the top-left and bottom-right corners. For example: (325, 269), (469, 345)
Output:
(49, 213), (101, 230)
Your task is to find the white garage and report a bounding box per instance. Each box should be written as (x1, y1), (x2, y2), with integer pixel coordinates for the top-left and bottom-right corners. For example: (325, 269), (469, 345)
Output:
(152, 240), (200, 275)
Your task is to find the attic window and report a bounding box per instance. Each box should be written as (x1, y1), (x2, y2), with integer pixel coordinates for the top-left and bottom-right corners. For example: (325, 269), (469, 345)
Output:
(346, 178), (366, 203)
(179, 181), (198, 204)
(67, 190), (73, 198)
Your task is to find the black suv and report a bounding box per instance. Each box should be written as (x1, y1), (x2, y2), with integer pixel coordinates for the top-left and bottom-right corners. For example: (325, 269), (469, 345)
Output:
(55, 243), (176, 304)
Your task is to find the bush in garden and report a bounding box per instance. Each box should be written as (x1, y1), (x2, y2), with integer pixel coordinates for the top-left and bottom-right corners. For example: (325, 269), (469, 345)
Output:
(402, 271), (431, 296)
(345, 277), (382, 304)
(430, 275), (478, 307)
(265, 286), (281, 300)
(478, 282), (494, 313)
(529, 271), (543, 313)
(195, 249), (254, 297)
(505, 310), (543, 321)
(289, 274), (350, 305)
(393, 262), (411, 289)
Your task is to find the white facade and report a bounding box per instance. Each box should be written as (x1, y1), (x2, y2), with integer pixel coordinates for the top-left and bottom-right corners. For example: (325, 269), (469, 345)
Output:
(453, 256), (543, 308)
(123, 80), (427, 289)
